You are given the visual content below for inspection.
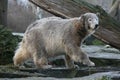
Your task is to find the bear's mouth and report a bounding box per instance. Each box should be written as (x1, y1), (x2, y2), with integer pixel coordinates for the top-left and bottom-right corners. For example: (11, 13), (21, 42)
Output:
(88, 25), (90, 29)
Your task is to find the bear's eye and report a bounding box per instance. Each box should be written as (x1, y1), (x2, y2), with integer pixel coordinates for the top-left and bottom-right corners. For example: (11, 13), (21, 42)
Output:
(88, 18), (92, 22)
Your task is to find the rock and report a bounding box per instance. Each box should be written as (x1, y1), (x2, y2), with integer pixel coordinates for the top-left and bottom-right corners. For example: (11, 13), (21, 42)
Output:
(81, 45), (120, 66)
(82, 45), (120, 60)
(0, 71), (120, 80)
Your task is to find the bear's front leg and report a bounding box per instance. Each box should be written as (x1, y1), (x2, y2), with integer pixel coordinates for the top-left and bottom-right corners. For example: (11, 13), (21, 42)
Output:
(64, 55), (75, 69)
(65, 44), (95, 66)
(79, 48), (95, 66)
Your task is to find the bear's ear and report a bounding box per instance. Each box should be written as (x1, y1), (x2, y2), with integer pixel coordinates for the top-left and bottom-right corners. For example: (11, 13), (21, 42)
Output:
(79, 14), (86, 27)
(80, 14), (85, 22)
(96, 12), (100, 17)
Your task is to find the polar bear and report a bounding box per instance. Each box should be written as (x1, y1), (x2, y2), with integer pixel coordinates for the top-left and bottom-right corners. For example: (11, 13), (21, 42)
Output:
(13, 13), (99, 69)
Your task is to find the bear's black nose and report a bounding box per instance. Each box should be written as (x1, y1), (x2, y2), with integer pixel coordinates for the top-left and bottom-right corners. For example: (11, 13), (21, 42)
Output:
(94, 24), (99, 29)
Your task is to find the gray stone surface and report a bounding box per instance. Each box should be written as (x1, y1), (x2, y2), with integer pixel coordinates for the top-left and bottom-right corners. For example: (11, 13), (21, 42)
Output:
(0, 71), (120, 80)
(82, 45), (120, 59)
(0, 45), (120, 79)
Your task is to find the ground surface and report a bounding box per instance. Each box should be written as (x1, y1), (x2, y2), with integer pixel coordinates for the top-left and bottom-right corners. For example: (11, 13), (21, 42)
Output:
(0, 45), (120, 80)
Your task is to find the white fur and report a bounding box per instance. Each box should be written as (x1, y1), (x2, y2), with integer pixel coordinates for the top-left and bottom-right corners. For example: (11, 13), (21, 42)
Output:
(13, 13), (99, 68)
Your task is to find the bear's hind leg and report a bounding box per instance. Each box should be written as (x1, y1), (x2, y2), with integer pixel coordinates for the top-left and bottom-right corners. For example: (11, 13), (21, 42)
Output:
(33, 49), (52, 69)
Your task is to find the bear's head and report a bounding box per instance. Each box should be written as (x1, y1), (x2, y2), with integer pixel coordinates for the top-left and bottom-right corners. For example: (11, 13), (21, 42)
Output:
(80, 13), (100, 34)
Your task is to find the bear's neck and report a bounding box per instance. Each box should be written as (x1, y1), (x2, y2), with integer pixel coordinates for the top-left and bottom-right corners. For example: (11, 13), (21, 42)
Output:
(73, 19), (88, 46)
(77, 26), (87, 39)
(74, 19), (88, 39)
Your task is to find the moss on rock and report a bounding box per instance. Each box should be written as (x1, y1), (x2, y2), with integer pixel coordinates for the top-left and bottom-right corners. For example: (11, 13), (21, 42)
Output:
(0, 25), (21, 65)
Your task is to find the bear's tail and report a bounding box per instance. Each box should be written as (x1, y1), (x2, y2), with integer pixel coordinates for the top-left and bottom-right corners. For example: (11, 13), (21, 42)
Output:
(13, 38), (30, 67)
